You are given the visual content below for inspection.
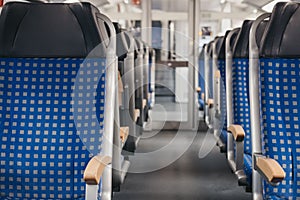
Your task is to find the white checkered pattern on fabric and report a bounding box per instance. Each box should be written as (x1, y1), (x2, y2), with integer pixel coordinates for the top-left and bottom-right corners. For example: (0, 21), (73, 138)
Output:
(260, 59), (300, 199)
(0, 58), (106, 200)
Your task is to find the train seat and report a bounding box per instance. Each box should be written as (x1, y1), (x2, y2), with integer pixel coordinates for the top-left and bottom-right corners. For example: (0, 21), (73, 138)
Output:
(113, 25), (139, 154)
(250, 2), (300, 199)
(227, 18), (268, 188)
(204, 41), (214, 126)
(232, 20), (254, 186)
(198, 45), (206, 111)
(0, 2), (116, 200)
(133, 38), (145, 135)
(216, 33), (228, 150)
(213, 36), (227, 152)
(224, 28), (240, 158)
(142, 41), (150, 111)
(226, 20), (266, 191)
(148, 48), (156, 109)
(112, 22), (133, 191)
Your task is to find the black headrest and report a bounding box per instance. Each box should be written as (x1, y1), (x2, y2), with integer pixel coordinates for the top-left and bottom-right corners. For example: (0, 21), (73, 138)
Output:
(142, 41), (148, 54)
(113, 22), (128, 61)
(149, 48), (153, 62)
(123, 31), (132, 50)
(256, 20), (269, 49)
(113, 22), (122, 34)
(134, 38), (139, 59)
(199, 44), (206, 60)
(218, 30), (230, 60)
(0, 2), (106, 58)
(233, 20), (253, 58)
(215, 36), (224, 58)
(260, 2), (300, 58)
(199, 47), (205, 60)
(229, 28), (240, 52)
(206, 41), (213, 58)
(134, 38), (144, 58)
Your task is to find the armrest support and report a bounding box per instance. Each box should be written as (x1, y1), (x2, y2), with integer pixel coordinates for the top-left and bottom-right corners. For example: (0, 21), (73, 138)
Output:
(120, 126), (129, 143)
(255, 155), (285, 185)
(227, 124), (246, 185)
(228, 125), (245, 142)
(206, 99), (214, 108)
(84, 155), (112, 185)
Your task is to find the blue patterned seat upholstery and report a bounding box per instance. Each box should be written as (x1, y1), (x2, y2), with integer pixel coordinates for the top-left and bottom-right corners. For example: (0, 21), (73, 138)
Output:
(0, 2), (111, 199)
(215, 36), (225, 121)
(0, 58), (106, 200)
(232, 20), (254, 184)
(218, 60), (226, 123)
(218, 30), (239, 151)
(148, 49), (154, 107)
(260, 59), (300, 199)
(206, 41), (214, 100)
(218, 59), (227, 144)
(214, 36), (226, 143)
(257, 2), (300, 199)
(198, 47), (205, 110)
(232, 58), (252, 183)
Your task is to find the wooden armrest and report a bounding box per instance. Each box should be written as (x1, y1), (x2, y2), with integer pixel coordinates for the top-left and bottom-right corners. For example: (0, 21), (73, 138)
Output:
(215, 70), (221, 78)
(134, 109), (140, 122)
(143, 99), (147, 109)
(120, 126), (129, 143)
(228, 125), (245, 142)
(84, 155), (112, 185)
(206, 99), (214, 108)
(201, 93), (205, 100)
(196, 87), (201, 93)
(256, 157), (285, 184)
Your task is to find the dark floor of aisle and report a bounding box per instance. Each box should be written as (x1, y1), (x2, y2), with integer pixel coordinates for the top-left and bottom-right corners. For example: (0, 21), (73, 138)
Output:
(113, 128), (251, 200)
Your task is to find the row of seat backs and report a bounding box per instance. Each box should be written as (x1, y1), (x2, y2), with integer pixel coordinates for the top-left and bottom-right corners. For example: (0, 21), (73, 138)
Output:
(203, 29), (238, 146)
(230, 20), (256, 186)
(227, 2), (300, 199)
(0, 2), (112, 199)
(201, 2), (300, 198)
(258, 2), (300, 199)
(229, 4), (295, 190)
(203, 19), (265, 149)
(228, 18), (269, 187)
